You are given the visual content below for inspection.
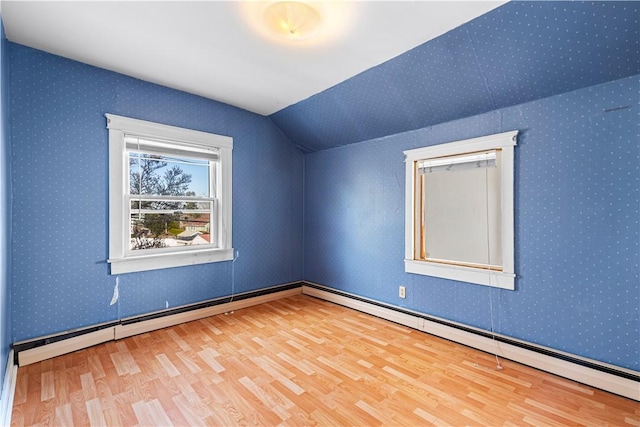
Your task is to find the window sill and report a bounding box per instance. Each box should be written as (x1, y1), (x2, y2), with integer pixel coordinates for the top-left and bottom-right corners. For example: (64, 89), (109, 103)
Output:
(109, 248), (234, 274)
(404, 259), (515, 290)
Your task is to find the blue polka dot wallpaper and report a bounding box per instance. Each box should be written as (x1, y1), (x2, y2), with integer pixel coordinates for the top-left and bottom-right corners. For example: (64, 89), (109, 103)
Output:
(271, 1), (640, 152)
(303, 75), (639, 371)
(8, 43), (304, 342)
(2, 0), (639, 378)
(0, 20), (11, 385)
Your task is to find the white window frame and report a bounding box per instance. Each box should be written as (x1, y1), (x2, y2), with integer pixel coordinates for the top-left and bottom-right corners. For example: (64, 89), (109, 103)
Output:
(106, 114), (233, 274)
(404, 131), (517, 290)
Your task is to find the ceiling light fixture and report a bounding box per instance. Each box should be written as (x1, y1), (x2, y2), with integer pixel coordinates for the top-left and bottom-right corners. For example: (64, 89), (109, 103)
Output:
(241, 1), (357, 47)
(263, 1), (322, 41)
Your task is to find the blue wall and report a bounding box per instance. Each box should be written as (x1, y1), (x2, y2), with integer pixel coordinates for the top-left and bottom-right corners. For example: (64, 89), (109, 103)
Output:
(0, 19), (11, 390)
(272, 1), (640, 152)
(4, 27), (639, 375)
(9, 43), (304, 341)
(304, 75), (639, 371)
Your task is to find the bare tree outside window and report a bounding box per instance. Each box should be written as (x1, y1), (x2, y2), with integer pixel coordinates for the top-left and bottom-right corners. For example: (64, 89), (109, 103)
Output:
(128, 152), (211, 250)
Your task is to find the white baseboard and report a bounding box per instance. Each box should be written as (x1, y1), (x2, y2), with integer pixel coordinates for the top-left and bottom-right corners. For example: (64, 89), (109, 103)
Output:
(303, 285), (640, 401)
(12, 283), (637, 401)
(114, 287), (301, 340)
(16, 286), (303, 366)
(0, 350), (17, 426)
(18, 328), (115, 366)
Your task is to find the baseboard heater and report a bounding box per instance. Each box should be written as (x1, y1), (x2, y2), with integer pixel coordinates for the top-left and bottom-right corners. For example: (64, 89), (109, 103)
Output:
(11, 280), (638, 401)
(13, 282), (304, 366)
(301, 282), (640, 401)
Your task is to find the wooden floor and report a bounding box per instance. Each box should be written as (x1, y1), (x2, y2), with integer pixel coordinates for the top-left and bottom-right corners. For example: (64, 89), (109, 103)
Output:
(10, 294), (640, 426)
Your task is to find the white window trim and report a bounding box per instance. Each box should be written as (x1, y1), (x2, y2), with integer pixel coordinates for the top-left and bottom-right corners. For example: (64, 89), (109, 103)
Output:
(106, 114), (233, 274)
(404, 131), (517, 290)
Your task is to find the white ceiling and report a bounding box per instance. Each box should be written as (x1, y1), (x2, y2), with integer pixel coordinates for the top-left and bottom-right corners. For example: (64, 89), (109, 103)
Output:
(1, 1), (505, 116)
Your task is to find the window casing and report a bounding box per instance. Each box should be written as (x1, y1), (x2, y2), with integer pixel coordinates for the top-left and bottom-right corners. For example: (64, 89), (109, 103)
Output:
(404, 131), (517, 290)
(107, 114), (233, 274)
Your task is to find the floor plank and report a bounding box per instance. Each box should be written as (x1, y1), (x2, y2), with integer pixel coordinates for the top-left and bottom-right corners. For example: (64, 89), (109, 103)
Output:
(11, 294), (640, 426)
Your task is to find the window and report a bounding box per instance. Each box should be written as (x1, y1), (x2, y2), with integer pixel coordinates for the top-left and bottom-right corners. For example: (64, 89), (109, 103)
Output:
(404, 131), (517, 289)
(106, 114), (233, 274)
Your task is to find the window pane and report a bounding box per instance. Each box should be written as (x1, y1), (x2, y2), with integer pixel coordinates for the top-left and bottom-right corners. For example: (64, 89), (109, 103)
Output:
(130, 202), (213, 251)
(129, 152), (210, 197)
(421, 151), (502, 268)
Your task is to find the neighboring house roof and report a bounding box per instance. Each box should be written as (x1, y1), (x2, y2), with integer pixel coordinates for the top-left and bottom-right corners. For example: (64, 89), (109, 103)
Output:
(182, 214), (210, 228)
(177, 230), (201, 241)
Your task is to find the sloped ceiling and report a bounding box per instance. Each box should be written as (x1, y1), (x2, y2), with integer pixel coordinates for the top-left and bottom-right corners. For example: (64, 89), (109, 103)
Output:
(1, 1), (504, 116)
(271, 1), (640, 152)
(2, 1), (639, 153)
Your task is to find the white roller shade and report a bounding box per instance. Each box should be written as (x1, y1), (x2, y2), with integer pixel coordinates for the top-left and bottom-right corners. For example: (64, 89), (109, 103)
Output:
(418, 150), (496, 174)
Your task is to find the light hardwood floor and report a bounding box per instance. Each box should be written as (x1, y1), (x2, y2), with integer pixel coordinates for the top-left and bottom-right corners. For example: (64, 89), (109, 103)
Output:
(10, 294), (640, 426)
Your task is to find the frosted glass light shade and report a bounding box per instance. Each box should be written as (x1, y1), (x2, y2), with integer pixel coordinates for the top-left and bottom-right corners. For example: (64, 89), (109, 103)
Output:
(263, 1), (322, 40)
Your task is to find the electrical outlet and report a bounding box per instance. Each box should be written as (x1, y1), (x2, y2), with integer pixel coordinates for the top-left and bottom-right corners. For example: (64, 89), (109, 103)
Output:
(399, 286), (406, 299)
